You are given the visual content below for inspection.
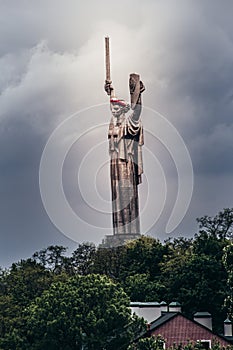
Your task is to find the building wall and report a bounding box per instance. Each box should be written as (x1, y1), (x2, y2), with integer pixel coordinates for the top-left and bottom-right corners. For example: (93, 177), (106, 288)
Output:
(150, 314), (230, 348)
(135, 307), (161, 323)
(130, 302), (162, 323)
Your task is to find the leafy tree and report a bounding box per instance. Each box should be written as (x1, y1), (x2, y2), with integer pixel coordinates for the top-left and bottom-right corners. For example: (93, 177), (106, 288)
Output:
(20, 274), (145, 350)
(160, 251), (227, 331)
(71, 242), (96, 275)
(124, 274), (166, 302)
(92, 245), (126, 280)
(92, 236), (168, 284)
(32, 245), (67, 273)
(119, 236), (168, 281)
(0, 259), (55, 348)
(0, 294), (21, 343)
(127, 335), (165, 350)
(1, 259), (52, 306)
(193, 231), (226, 260)
(196, 208), (233, 239)
(164, 237), (193, 253)
(171, 340), (232, 350)
(223, 243), (233, 319)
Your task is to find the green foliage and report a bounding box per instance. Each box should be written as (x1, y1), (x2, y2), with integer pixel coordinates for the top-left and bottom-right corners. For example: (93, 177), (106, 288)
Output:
(71, 242), (96, 275)
(128, 335), (165, 350)
(196, 208), (233, 239)
(1, 259), (52, 306)
(91, 245), (126, 279)
(32, 245), (68, 273)
(91, 236), (167, 285)
(193, 231), (226, 259)
(171, 340), (233, 350)
(161, 251), (227, 330)
(124, 274), (166, 302)
(120, 236), (168, 280)
(0, 209), (232, 348)
(223, 243), (233, 319)
(91, 236), (168, 303)
(0, 259), (54, 342)
(21, 274), (145, 350)
(128, 338), (233, 350)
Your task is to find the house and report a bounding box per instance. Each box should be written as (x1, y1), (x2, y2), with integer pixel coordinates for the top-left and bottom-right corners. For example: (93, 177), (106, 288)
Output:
(130, 301), (233, 348)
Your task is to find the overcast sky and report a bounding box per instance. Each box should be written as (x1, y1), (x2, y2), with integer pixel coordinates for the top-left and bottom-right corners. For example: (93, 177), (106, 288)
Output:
(1, 0), (233, 266)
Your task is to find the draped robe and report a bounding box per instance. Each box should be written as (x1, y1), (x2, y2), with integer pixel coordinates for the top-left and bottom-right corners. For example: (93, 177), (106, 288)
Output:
(108, 113), (143, 235)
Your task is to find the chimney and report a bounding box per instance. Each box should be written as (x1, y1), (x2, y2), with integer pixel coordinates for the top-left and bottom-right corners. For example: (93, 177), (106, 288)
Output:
(169, 301), (182, 313)
(160, 301), (168, 313)
(224, 318), (232, 337)
(194, 312), (212, 330)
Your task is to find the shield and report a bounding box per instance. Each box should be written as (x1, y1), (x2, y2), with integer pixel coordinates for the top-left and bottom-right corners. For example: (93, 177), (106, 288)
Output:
(129, 73), (141, 110)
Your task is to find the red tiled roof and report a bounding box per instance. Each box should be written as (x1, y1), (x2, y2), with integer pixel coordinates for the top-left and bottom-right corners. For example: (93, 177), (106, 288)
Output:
(150, 313), (231, 348)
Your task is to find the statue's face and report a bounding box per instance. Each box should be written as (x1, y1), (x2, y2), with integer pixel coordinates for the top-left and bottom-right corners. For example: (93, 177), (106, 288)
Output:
(110, 103), (124, 118)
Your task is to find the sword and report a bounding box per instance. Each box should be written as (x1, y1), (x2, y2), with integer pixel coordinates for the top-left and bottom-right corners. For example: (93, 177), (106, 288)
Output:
(105, 36), (111, 82)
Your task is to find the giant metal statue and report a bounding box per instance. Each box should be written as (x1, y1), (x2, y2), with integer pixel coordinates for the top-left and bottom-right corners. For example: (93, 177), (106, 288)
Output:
(104, 37), (145, 237)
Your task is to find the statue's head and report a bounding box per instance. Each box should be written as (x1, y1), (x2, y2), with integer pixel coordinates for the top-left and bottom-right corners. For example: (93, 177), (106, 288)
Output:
(110, 98), (130, 117)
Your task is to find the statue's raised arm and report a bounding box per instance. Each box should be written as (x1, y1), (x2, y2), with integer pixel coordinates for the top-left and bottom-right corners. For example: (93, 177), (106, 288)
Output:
(104, 37), (115, 98)
(129, 73), (145, 122)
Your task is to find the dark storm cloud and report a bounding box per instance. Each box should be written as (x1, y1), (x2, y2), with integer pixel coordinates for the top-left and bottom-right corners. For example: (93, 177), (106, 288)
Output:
(0, 0), (233, 265)
(138, 1), (233, 177)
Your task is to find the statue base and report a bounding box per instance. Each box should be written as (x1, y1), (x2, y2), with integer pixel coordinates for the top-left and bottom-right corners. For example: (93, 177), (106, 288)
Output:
(100, 234), (141, 248)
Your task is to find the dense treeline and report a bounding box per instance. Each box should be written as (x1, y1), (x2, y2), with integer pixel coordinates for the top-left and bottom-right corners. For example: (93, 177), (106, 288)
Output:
(0, 208), (232, 349)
